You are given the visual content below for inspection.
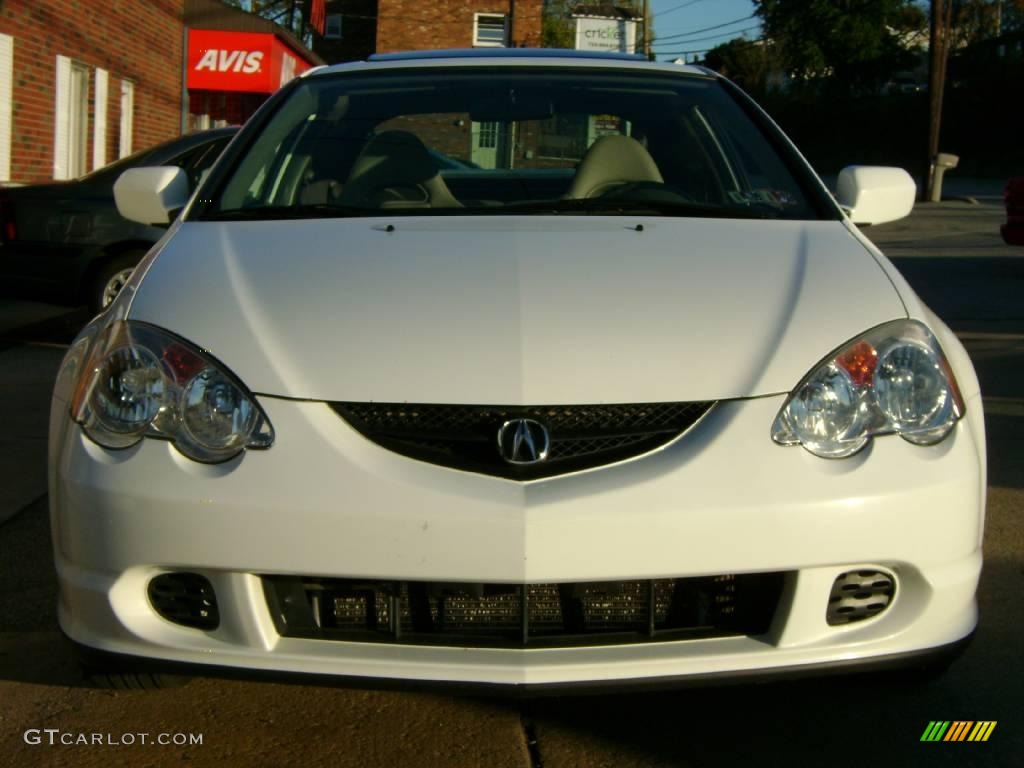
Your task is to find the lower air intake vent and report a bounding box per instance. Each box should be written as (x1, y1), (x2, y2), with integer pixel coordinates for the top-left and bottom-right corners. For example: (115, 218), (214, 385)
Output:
(148, 572), (219, 630)
(826, 570), (895, 626)
(330, 401), (715, 479)
(263, 573), (787, 648)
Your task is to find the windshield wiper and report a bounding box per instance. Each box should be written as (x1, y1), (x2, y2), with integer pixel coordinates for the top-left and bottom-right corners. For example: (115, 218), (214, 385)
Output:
(202, 204), (372, 221)
(502, 198), (776, 219)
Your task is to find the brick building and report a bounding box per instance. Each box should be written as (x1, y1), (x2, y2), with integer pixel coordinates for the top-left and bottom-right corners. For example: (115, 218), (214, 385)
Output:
(0, 0), (558, 184)
(315, 0), (544, 63)
(0, 0), (321, 185)
(0, 0), (186, 183)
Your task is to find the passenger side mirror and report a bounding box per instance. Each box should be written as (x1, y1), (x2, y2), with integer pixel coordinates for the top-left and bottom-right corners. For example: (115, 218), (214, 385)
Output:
(835, 166), (916, 226)
(114, 166), (190, 226)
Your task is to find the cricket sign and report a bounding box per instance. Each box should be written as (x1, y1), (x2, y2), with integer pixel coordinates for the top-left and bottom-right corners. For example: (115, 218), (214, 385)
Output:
(574, 17), (638, 54)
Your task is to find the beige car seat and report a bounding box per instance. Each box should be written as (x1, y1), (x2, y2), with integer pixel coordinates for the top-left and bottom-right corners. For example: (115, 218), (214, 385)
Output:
(339, 130), (462, 209)
(565, 134), (664, 199)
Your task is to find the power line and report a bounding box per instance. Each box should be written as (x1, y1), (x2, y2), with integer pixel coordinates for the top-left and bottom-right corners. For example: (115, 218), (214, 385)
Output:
(652, 13), (756, 42)
(651, 25), (762, 47)
(656, 38), (765, 58)
(655, 0), (713, 20)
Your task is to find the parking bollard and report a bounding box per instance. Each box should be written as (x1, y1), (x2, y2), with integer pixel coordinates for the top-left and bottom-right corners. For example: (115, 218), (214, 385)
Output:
(929, 153), (959, 202)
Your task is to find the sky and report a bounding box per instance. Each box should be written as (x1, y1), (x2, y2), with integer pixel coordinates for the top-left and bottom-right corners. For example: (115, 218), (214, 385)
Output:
(649, 0), (762, 62)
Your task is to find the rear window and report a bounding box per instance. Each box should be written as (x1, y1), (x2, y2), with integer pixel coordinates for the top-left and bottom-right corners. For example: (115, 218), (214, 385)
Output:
(199, 67), (824, 221)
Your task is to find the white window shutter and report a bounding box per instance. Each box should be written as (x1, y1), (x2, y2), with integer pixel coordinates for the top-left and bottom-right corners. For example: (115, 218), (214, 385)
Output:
(92, 68), (108, 171)
(0, 34), (13, 181)
(54, 55), (71, 180)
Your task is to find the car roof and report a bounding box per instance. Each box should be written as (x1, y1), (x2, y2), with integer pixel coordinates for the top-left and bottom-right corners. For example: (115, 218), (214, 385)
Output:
(309, 48), (711, 79)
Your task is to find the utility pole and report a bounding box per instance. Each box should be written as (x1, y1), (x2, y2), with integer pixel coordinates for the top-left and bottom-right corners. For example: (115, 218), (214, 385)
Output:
(926, 0), (953, 200)
(643, 0), (652, 59)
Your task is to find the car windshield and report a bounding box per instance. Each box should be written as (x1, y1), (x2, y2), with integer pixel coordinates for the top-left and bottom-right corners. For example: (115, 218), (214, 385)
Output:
(202, 66), (822, 221)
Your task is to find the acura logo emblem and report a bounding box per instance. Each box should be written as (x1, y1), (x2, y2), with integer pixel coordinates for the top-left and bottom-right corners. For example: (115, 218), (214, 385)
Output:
(497, 418), (550, 465)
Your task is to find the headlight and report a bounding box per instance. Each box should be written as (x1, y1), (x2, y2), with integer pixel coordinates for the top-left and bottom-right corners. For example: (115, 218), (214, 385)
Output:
(71, 321), (273, 463)
(772, 320), (964, 458)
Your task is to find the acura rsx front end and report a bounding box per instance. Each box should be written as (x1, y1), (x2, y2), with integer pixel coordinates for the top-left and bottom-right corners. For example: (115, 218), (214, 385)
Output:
(48, 50), (985, 690)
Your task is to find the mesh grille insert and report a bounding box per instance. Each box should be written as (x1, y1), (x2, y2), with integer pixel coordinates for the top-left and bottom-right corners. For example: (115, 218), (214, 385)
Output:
(330, 401), (715, 479)
(263, 573), (787, 648)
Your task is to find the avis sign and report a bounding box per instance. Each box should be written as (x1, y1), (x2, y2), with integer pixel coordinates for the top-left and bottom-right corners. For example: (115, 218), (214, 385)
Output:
(195, 49), (264, 76)
(187, 30), (311, 94)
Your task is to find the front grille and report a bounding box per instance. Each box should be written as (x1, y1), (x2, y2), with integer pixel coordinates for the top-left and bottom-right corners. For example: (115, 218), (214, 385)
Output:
(826, 570), (896, 625)
(263, 573), (787, 648)
(330, 401), (715, 479)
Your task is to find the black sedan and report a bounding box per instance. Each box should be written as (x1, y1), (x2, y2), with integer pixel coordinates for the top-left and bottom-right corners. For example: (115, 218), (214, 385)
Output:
(0, 127), (236, 312)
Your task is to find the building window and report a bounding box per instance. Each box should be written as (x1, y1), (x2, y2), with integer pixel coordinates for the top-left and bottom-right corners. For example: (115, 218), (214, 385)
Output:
(324, 14), (342, 39)
(119, 80), (134, 159)
(474, 13), (508, 47)
(477, 121), (498, 149)
(55, 56), (90, 179)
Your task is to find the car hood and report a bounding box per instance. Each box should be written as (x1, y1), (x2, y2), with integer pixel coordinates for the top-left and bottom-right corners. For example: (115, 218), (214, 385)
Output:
(129, 216), (904, 403)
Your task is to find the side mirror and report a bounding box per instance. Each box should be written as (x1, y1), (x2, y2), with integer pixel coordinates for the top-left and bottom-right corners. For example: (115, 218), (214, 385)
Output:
(835, 166), (916, 226)
(114, 166), (189, 226)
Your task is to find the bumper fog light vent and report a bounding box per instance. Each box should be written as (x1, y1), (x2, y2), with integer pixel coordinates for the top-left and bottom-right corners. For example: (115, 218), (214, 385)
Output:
(148, 572), (219, 631)
(827, 570), (895, 626)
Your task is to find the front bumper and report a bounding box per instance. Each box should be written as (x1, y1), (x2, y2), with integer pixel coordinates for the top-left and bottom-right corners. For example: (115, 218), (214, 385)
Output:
(49, 392), (985, 686)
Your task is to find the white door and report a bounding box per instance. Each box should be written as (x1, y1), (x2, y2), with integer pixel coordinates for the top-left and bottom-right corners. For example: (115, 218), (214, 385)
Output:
(470, 121), (499, 168)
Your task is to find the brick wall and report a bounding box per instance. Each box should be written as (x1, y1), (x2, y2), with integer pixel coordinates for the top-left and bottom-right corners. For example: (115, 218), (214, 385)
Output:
(376, 0), (543, 53)
(0, 0), (185, 183)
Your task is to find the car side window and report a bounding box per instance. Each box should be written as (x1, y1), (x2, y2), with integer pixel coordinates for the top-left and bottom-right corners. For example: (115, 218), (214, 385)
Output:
(166, 140), (230, 190)
(186, 139), (230, 189)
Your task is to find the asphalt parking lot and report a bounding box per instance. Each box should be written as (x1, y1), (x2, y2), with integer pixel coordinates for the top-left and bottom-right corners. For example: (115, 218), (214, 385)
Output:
(0, 200), (1021, 767)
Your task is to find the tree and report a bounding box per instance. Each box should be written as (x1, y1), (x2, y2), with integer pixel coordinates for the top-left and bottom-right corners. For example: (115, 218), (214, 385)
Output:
(217, 0), (319, 45)
(754, 0), (926, 91)
(704, 39), (780, 93)
(944, 0), (1024, 45)
(542, 1), (577, 48)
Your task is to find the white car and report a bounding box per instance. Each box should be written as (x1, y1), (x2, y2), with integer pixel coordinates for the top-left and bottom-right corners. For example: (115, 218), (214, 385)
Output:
(49, 50), (984, 691)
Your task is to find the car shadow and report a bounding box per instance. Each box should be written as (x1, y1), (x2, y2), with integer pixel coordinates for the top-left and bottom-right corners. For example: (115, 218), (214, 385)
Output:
(0, 496), (89, 687)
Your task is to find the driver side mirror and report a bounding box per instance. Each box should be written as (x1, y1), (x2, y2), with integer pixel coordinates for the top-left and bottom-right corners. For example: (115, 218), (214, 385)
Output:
(114, 166), (190, 226)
